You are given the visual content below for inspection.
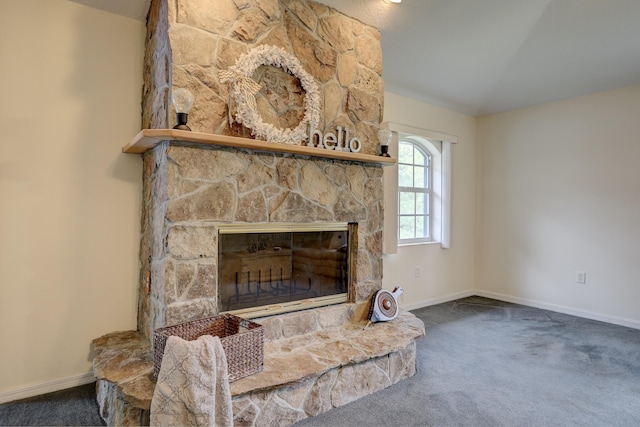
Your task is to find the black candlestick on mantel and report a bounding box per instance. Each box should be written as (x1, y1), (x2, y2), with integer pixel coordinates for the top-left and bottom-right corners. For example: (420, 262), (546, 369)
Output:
(173, 112), (191, 131)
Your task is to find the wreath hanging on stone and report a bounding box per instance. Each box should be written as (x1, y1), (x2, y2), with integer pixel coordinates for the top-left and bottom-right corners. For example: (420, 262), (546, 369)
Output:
(219, 45), (321, 145)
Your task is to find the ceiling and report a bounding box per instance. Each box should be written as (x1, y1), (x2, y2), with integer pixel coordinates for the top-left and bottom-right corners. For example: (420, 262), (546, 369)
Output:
(70, 0), (640, 116)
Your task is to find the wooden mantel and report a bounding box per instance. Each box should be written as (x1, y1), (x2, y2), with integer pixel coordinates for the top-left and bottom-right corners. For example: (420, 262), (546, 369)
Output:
(124, 129), (396, 166)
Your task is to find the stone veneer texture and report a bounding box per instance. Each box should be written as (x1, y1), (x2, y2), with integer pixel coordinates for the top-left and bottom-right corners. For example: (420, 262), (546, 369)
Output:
(138, 0), (386, 340)
(143, 0), (384, 155)
(137, 142), (384, 339)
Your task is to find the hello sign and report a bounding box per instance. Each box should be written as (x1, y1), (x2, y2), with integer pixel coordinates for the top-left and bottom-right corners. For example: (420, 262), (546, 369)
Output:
(308, 125), (362, 153)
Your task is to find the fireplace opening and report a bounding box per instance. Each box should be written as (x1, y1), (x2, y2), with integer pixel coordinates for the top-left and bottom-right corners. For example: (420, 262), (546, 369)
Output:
(218, 222), (355, 318)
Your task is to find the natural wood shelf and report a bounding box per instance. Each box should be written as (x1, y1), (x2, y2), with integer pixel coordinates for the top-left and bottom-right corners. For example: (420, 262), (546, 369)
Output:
(124, 129), (396, 166)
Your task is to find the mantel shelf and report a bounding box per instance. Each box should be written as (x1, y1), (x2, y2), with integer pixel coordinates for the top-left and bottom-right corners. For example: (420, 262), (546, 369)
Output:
(124, 129), (396, 166)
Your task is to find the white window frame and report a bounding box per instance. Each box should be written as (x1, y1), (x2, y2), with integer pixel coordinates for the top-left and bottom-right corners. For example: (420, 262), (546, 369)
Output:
(381, 122), (457, 254)
(398, 138), (433, 244)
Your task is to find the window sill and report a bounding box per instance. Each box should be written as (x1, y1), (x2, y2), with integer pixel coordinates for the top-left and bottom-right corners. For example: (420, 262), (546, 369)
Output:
(398, 241), (441, 248)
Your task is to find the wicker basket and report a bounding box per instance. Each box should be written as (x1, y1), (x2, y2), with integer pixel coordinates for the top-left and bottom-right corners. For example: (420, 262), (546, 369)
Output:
(153, 314), (264, 382)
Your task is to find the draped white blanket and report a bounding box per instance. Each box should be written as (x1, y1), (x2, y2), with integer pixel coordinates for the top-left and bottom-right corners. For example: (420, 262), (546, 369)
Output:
(150, 335), (233, 427)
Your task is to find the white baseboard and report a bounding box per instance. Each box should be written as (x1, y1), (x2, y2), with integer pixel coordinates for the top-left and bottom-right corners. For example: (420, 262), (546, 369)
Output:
(400, 289), (476, 311)
(0, 372), (96, 405)
(475, 290), (640, 330)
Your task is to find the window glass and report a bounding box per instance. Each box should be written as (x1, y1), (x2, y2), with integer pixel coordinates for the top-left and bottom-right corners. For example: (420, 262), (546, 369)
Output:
(399, 142), (413, 162)
(398, 164), (413, 187)
(414, 165), (425, 187)
(416, 215), (426, 237)
(398, 140), (431, 243)
(416, 193), (426, 213)
(399, 192), (415, 215)
(399, 216), (414, 240)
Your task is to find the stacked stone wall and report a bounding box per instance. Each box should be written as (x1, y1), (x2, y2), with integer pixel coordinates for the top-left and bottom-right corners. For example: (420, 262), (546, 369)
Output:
(139, 0), (386, 340)
(138, 144), (384, 339)
(143, 0), (384, 155)
(142, 0), (170, 129)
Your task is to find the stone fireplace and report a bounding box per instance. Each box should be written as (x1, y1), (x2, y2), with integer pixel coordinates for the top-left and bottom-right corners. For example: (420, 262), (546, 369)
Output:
(137, 142), (384, 341)
(136, 0), (389, 340)
(91, 1), (424, 425)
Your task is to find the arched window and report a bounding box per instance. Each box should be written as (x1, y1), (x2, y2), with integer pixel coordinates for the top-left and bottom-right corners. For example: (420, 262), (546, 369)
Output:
(382, 122), (456, 253)
(398, 139), (432, 243)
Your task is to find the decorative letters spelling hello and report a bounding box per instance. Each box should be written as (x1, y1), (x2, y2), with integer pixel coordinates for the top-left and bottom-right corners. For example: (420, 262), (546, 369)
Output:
(307, 125), (362, 153)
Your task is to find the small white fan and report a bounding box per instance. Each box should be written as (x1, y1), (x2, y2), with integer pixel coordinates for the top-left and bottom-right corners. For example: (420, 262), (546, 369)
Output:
(364, 286), (403, 329)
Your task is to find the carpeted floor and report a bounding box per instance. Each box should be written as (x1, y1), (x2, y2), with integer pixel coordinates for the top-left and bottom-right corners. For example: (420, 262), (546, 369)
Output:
(297, 296), (640, 426)
(1, 296), (639, 426)
(0, 382), (104, 426)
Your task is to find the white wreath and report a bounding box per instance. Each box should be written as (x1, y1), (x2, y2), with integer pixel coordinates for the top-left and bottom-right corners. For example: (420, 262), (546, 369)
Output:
(219, 45), (321, 145)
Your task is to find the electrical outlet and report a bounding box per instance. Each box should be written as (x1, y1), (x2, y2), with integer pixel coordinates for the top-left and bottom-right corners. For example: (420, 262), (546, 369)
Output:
(576, 271), (586, 284)
(415, 267), (421, 277)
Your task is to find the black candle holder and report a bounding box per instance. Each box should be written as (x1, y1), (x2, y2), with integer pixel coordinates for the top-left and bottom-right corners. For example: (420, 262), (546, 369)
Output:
(173, 112), (191, 131)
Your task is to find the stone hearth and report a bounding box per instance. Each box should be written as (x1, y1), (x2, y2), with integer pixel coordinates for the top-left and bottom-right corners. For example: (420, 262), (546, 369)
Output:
(93, 305), (424, 425)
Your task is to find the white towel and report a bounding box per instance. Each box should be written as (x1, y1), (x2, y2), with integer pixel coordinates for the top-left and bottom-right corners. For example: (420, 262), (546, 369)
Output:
(150, 335), (233, 427)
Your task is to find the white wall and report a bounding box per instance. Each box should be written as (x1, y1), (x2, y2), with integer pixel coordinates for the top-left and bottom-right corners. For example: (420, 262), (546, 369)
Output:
(382, 92), (477, 309)
(0, 0), (145, 401)
(477, 85), (640, 327)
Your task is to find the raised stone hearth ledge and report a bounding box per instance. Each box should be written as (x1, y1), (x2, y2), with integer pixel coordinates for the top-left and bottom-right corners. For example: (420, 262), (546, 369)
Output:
(123, 129), (396, 165)
(92, 306), (424, 426)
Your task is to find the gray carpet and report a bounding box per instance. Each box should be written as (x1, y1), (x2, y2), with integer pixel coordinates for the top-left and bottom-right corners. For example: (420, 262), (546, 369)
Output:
(297, 296), (640, 426)
(0, 382), (104, 426)
(1, 297), (639, 426)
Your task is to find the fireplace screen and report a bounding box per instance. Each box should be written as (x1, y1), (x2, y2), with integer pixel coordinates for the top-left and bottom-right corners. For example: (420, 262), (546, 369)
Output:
(218, 223), (353, 317)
